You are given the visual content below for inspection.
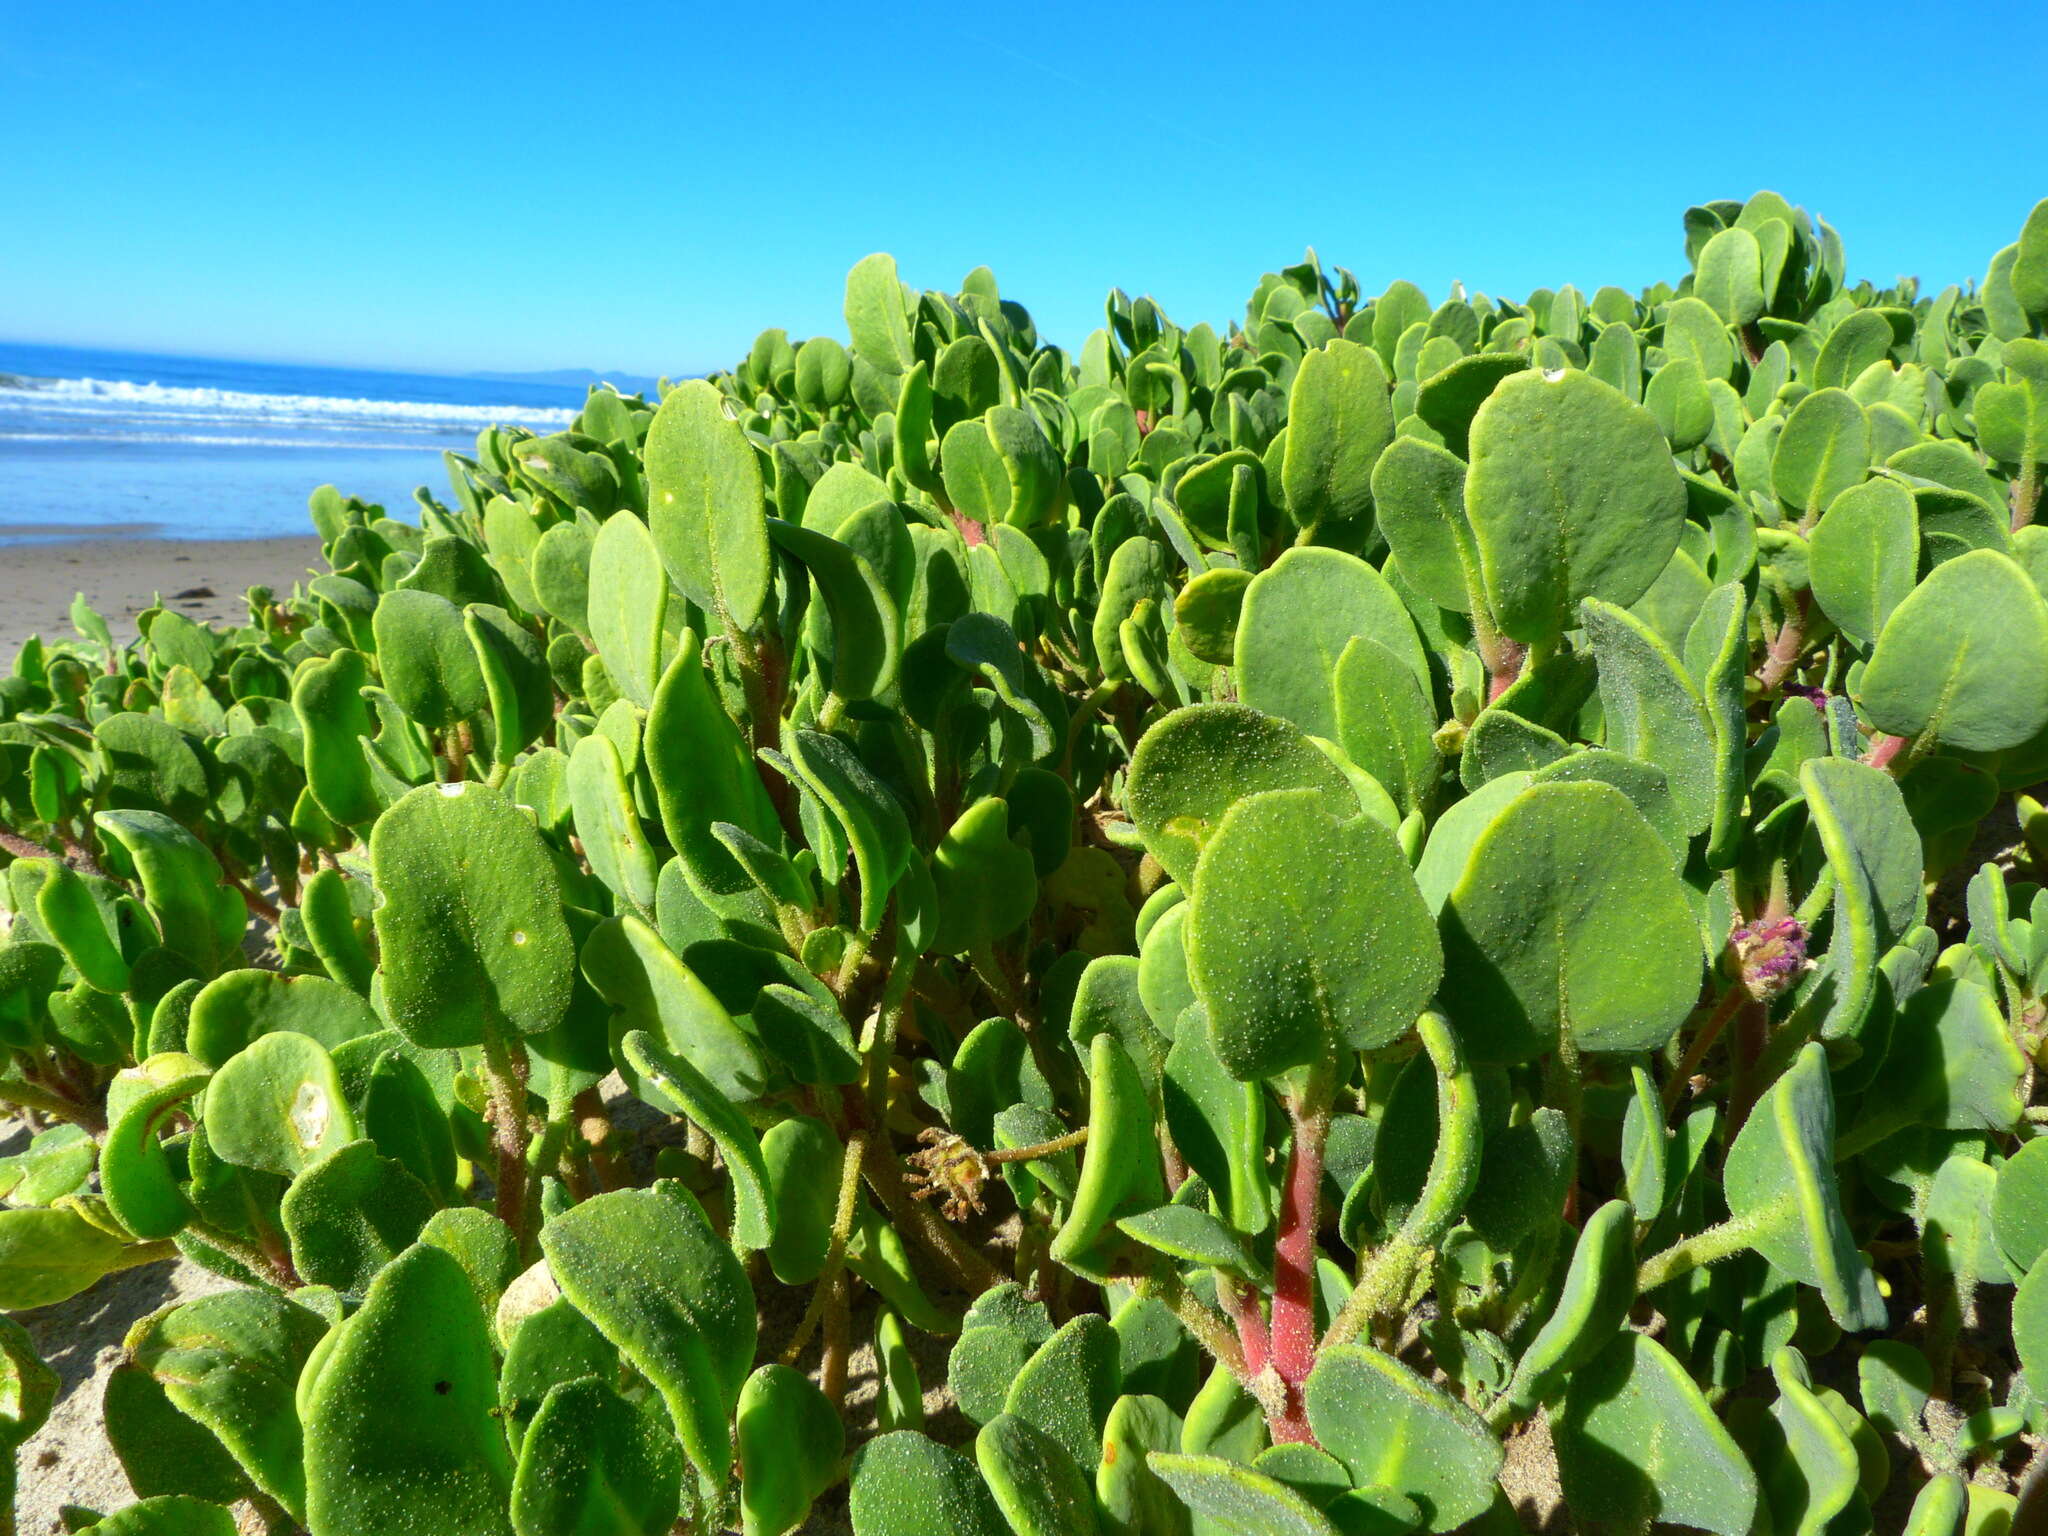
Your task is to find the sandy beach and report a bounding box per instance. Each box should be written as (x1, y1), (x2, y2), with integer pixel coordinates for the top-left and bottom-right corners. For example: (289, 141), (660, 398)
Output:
(0, 532), (323, 659)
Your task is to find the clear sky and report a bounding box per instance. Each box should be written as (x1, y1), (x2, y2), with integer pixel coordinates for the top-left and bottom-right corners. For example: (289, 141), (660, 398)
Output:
(4, 1), (2042, 379)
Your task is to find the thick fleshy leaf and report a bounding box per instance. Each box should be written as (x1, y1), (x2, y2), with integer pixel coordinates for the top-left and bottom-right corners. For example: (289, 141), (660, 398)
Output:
(848, 1430), (1009, 1536)
(539, 1183), (755, 1486)
(1282, 338), (1393, 530)
(1463, 369), (1687, 643)
(372, 588), (490, 733)
(1807, 478), (1918, 646)
(303, 1243), (512, 1535)
(645, 379), (771, 630)
(129, 1289), (327, 1520)
(186, 969), (382, 1069)
(1126, 703), (1357, 890)
(1303, 1343), (1502, 1531)
(737, 1363), (844, 1536)
(1859, 549), (2048, 752)
(583, 915), (767, 1104)
(585, 509), (670, 707)
(1235, 548), (1427, 741)
(1551, 1331), (1758, 1535)
(1725, 1044), (1886, 1330)
(1579, 597), (1715, 835)
(1186, 788), (1440, 1079)
(978, 1411), (1104, 1536)
(1437, 782), (1701, 1062)
(511, 1376), (682, 1536)
(280, 1140), (436, 1293)
(1800, 758), (1923, 1042)
(370, 782), (574, 1049)
(1146, 1454), (1339, 1536)
(204, 1030), (357, 1177)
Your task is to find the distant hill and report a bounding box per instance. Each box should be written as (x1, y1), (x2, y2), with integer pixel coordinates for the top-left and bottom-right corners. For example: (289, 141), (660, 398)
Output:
(469, 367), (666, 396)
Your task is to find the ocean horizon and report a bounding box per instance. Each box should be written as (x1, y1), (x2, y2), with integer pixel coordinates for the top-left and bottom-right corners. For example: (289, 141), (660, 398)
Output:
(0, 341), (642, 544)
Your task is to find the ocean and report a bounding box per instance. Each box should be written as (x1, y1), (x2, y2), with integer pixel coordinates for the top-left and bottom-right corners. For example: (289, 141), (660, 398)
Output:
(0, 342), (605, 544)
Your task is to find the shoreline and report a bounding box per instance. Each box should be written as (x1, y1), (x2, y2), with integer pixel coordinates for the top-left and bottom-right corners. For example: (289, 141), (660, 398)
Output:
(0, 532), (324, 658)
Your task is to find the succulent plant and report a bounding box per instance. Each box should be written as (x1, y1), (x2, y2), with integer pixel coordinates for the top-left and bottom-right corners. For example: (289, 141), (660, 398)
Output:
(6, 191), (2048, 1534)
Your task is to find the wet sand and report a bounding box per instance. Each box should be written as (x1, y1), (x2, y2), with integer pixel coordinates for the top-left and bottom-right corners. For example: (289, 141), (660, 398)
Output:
(0, 532), (323, 659)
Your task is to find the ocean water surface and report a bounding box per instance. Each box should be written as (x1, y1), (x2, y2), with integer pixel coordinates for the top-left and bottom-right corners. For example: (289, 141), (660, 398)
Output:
(0, 342), (602, 543)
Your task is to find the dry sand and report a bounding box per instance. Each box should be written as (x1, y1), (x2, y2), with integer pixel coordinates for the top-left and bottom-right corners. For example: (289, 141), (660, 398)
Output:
(0, 534), (323, 660)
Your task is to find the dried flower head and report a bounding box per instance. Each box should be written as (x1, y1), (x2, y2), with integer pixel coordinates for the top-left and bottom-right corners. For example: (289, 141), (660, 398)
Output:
(908, 1128), (989, 1221)
(1729, 916), (1812, 1001)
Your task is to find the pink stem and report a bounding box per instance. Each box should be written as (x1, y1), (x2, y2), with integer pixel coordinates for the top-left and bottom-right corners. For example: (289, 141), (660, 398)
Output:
(1219, 1277), (1270, 1376)
(1268, 1092), (1329, 1442)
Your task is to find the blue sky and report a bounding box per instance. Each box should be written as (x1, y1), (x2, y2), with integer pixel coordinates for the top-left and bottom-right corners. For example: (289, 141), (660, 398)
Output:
(4, 1), (2043, 378)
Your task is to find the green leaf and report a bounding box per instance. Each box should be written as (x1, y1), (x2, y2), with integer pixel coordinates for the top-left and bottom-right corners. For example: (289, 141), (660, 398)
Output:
(769, 516), (902, 702)
(1186, 787), (1440, 1079)
(1304, 1342), (1502, 1532)
(186, 969), (382, 1069)
(618, 1028), (772, 1249)
(845, 254), (918, 377)
(0, 1204), (172, 1309)
(205, 1030), (357, 1178)
(79, 1497), (239, 1536)
(101, 1057), (207, 1239)
(1994, 1136), (2048, 1276)
(1807, 478), (1918, 646)
(1436, 781), (1701, 1062)
(370, 782), (575, 1049)
(1579, 597), (1716, 835)
(2013, 198), (2048, 319)
(849, 1430), (1009, 1536)
(372, 588), (490, 733)
(128, 1289), (327, 1521)
(1725, 1043), (1886, 1330)
(978, 1412), (1104, 1536)
(303, 1243), (513, 1536)
(1697, 226), (1767, 325)
(1502, 1198), (1636, 1413)
(930, 797), (1038, 956)
(1771, 389), (1870, 526)
(644, 628), (780, 866)
(1551, 1331), (1758, 1536)
(761, 1114), (841, 1284)
(94, 810), (244, 977)
(585, 508), (670, 708)
(1371, 435), (1473, 612)
(737, 1363), (844, 1536)
(511, 1377), (683, 1536)
(1282, 338), (1394, 530)
(569, 733), (660, 912)
(1049, 1033), (1166, 1280)
(1332, 635), (1440, 817)
(281, 1140), (436, 1293)
(1147, 1454), (1340, 1536)
(1235, 547), (1427, 742)
(1463, 368), (1686, 643)
(586, 899), (769, 1108)
(1859, 549), (2048, 752)
(539, 1183), (755, 1488)
(288, 651), (380, 835)
(645, 380), (771, 630)
(1126, 704), (1357, 890)
(1800, 758), (1923, 1042)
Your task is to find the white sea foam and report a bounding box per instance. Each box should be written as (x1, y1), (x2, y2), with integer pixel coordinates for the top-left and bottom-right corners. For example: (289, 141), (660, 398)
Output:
(0, 374), (577, 432)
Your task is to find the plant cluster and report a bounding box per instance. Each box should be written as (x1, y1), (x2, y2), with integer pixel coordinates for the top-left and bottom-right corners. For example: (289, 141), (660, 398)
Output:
(7, 193), (2048, 1535)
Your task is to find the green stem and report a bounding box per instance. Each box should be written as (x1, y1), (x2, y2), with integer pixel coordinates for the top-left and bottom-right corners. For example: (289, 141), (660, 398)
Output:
(1325, 1013), (1479, 1349)
(1635, 1209), (1766, 1293)
(478, 1027), (535, 1259)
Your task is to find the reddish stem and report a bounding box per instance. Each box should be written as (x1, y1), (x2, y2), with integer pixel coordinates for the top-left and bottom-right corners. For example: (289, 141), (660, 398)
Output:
(1863, 732), (1911, 773)
(1219, 1276), (1270, 1376)
(1269, 1087), (1330, 1442)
